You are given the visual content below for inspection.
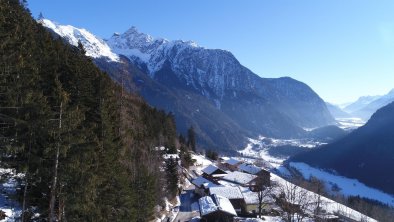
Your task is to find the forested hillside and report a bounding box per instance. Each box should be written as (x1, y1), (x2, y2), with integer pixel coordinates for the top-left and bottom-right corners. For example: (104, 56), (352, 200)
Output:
(292, 101), (394, 195)
(0, 1), (178, 221)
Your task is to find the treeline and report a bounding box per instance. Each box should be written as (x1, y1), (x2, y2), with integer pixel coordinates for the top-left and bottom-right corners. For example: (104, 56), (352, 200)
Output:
(0, 0), (178, 221)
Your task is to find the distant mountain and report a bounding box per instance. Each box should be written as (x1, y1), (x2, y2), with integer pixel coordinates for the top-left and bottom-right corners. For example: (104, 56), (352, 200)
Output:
(351, 89), (394, 120)
(344, 95), (381, 114)
(40, 19), (335, 150)
(292, 101), (394, 195)
(325, 102), (351, 119)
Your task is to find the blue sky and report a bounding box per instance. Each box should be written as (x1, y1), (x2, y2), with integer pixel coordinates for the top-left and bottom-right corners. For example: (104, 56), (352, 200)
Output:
(28, 0), (394, 104)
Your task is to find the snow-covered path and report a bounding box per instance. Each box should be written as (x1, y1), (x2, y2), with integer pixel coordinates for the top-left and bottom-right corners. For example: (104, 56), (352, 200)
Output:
(174, 183), (199, 222)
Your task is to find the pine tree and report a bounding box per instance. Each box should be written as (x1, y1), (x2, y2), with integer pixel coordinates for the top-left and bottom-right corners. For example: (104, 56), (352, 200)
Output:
(38, 12), (44, 20)
(0, 1), (181, 221)
(187, 126), (196, 152)
(165, 158), (179, 198)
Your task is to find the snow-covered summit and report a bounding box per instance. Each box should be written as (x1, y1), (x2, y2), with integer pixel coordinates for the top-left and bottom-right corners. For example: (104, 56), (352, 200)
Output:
(106, 25), (258, 99)
(39, 19), (119, 62)
(106, 26), (204, 76)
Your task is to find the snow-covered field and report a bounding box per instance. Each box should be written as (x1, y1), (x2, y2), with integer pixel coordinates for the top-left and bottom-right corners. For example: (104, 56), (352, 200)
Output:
(336, 117), (366, 130)
(289, 162), (394, 207)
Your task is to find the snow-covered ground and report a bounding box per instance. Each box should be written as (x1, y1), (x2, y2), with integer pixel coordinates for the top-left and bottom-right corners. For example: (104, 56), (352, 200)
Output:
(336, 117), (366, 130)
(191, 154), (213, 175)
(0, 168), (23, 222)
(289, 162), (394, 207)
(271, 174), (377, 222)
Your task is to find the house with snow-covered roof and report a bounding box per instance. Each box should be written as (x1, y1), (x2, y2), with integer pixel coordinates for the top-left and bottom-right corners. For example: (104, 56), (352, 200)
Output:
(223, 158), (243, 171)
(208, 186), (245, 213)
(192, 176), (221, 196)
(201, 164), (227, 180)
(199, 194), (237, 222)
(239, 163), (271, 187)
(238, 163), (261, 175)
(221, 171), (258, 188)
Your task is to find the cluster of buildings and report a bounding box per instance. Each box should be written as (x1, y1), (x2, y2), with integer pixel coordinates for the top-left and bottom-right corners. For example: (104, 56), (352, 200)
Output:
(191, 158), (272, 221)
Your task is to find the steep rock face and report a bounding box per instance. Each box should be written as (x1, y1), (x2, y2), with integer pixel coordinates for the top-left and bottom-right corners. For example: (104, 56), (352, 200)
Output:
(107, 27), (334, 129)
(41, 20), (335, 150)
(94, 56), (251, 151)
(292, 102), (394, 195)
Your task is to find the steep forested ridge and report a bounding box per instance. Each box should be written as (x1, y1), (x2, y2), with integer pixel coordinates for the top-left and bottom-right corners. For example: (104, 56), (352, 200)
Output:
(0, 1), (177, 221)
(292, 101), (394, 195)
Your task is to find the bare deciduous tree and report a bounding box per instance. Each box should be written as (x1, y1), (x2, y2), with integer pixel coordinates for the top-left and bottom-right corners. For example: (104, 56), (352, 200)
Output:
(278, 180), (315, 222)
(254, 177), (276, 218)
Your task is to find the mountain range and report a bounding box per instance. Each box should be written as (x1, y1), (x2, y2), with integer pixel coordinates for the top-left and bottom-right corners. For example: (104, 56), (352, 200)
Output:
(329, 90), (394, 121)
(348, 90), (394, 120)
(292, 101), (394, 195)
(343, 95), (382, 114)
(40, 19), (335, 150)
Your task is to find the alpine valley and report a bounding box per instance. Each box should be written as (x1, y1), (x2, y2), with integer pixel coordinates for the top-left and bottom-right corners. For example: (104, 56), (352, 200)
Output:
(40, 19), (335, 151)
(2, 1), (394, 221)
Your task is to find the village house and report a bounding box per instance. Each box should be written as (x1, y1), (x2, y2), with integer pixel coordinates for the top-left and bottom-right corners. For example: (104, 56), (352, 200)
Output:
(192, 176), (221, 196)
(208, 186), (245, 214)
(222, 158), (243, 171)
(238, 163), (271, 187)
(201, 164), (227, 181)
(199, 194), (237, 222)
(220, 171), (258, 188)
(241, 189), (275, 215)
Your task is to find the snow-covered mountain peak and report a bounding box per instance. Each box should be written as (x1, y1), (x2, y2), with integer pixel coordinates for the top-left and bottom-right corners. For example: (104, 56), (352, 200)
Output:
(106, 26), (209, 75)
(123, 26), (155, 43)
(39, 19), (119, 62)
